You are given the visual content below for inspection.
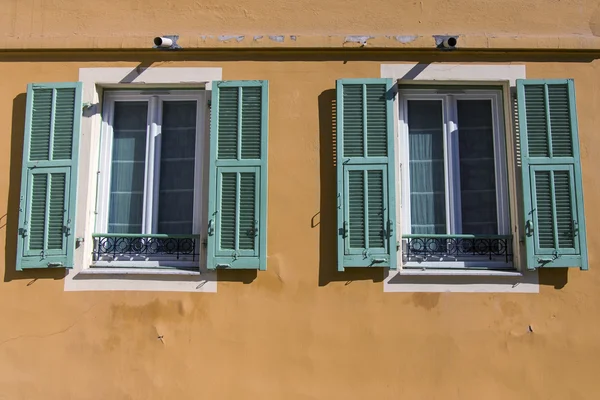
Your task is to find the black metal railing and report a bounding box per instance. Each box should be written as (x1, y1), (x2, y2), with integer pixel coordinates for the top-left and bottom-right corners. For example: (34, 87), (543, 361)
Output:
(403, 234), (513, 263)
(92, 234), (200, 262)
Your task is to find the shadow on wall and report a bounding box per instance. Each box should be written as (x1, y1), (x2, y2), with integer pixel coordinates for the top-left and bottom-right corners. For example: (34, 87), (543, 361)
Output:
(3, 93), (67, 282)
(538, 268), (569, 289)
(316, 89), (384, 287)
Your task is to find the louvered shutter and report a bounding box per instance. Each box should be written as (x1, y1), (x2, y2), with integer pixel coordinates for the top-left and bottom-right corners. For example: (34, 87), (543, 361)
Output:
(336, 79), (397, 271)
(517, 79), (588, 270)
(207, 81), (268, 270)
(17, 83), (83, 269)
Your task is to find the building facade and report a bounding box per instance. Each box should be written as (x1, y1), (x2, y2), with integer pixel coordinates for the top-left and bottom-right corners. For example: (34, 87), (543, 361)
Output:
(2, 1), (600, 398)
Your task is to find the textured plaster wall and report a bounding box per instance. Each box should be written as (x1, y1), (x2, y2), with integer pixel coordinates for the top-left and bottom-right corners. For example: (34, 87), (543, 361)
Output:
(0, 55), (600, 399)
(3, 0), (600, 49)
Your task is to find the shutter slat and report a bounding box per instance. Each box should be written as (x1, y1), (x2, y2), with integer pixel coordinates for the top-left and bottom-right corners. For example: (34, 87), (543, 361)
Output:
(343, 85), (365, 157)
(366, 85), (387, 157)
(241, 87), (261, 159)
(518, 79), (587, 269)
(524, 85), (549, 157)
(367, 170), (385, 248)
(239, 172), (256, 250)
(47, 173), (66, 250)
(52, 88), (76, 160)
(534, 170), (555, 249)
(29, 174), (48, 251)
(219, 172), (237, 250)
(348, 170), (366, 248)
(217, 87), (239, 160)
(30, 89), (52, 161)
(548, 84), (573, 157)
(554, 170), (574, 248)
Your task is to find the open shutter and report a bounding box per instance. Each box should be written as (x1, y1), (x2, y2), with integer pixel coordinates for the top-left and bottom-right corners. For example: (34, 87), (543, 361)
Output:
(17, 82), (83, 269)
(517, 79), (588, 270)
(336, 79), (397, 271)
(207, 81), (268, 270)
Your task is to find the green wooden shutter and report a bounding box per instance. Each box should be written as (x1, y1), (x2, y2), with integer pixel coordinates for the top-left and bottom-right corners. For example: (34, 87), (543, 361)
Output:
(207, 81), (268, 270)
(517, 79), (588, 270)
(336, 79), (397, 271)
(17, 82), (83, 269)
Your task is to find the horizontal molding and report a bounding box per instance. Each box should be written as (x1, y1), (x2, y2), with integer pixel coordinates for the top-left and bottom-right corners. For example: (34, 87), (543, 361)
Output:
(3, 34), (600, 52)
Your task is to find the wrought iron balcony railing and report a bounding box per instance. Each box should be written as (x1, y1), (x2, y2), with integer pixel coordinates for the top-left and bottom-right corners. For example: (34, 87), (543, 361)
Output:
(402, 234), (513, 264)
(92, 233), (201, 263)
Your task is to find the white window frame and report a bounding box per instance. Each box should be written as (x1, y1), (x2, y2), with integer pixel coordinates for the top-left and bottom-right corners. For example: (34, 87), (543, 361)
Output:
(96, 91), (205, 237)
(398, 88), (512, 270)
(65, 67), (221, 292)
(382, 63), (538, 293)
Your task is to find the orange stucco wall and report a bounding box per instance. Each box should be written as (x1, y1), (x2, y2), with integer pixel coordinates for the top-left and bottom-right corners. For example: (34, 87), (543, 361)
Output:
(0, 54), (599, 399)
(2, 1), (600, 398)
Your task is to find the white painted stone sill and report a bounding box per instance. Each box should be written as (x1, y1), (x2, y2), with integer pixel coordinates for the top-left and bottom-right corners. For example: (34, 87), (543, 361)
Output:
(79, 267), (202, 276)
(398, 268), (523, 277)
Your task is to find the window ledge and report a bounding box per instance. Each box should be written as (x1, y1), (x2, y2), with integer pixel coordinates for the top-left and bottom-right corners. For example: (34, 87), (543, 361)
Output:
(80, 267), (201, 276)
(399, 268), (523, 277)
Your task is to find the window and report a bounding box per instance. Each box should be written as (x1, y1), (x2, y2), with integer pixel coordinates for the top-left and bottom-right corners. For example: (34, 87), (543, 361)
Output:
(336, 77), (588, 273)
(398, 89), (511, 269)
(93, 91), (204, 267)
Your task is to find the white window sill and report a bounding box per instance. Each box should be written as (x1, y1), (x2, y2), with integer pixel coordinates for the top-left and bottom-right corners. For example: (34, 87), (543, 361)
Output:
(398, 268), (523, 277)
(79, 267), (202, 276)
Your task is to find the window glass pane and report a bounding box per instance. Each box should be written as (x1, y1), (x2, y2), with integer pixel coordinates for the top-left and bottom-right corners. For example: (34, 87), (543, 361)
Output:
(408, 100), (446, 234)
(108, 101), (148, 234)
(457, 100), (498, 234)
(157, 101), (197, 234)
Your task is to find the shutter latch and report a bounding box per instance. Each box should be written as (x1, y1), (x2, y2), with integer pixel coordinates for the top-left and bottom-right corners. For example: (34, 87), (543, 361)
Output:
(208, 219), (215, 236)
(47, 262), (64, 268)
(572, 219), (579, 237)
(18, 228), (28, 237)
(537, 251), (561, 266)
(341, 221), (348, 238)
(386, 220), (394, 238)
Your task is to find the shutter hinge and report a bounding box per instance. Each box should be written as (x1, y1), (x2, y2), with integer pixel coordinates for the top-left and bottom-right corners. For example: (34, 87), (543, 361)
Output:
(18, 228), (28, 237)
(63, 226), (71, 236)
(341, 221), (348, 238)
(207, 99), (212, 108)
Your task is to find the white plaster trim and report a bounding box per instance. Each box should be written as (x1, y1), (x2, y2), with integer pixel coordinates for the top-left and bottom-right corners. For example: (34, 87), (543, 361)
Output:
(398, 269), (523, 277)
(77, 268), (201, 276)
(384, 269), (539, 293)
(381, 63), (526, 86)
(381, 62), (537, 293)
(64, 67), (222, 293)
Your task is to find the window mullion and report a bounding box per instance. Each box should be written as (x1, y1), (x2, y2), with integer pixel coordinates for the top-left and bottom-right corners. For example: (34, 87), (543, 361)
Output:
(142, 96), (159, 234)
(448, 95), (462, 234)
(442, 96), (453, 235)
(152, 97), (163, 233)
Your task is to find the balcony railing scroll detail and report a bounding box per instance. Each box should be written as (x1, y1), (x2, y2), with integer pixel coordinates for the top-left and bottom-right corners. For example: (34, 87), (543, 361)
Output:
(92, 233), (200, 262)
(403, 234), (513, 263)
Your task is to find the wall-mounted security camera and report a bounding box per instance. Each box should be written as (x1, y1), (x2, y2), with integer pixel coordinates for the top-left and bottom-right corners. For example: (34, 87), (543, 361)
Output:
(153, 35), (181, 50)
(434, 35), (458, 50)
